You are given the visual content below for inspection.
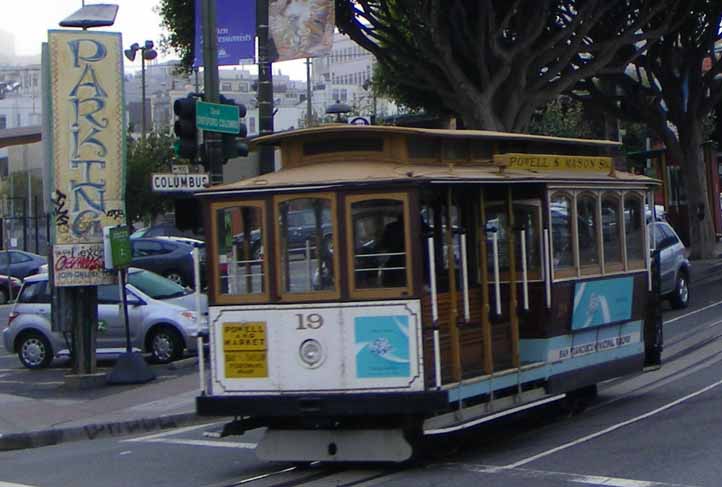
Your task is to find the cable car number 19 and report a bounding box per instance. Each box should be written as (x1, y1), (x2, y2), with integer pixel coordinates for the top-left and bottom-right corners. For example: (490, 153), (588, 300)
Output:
(296, 313), (324, 330)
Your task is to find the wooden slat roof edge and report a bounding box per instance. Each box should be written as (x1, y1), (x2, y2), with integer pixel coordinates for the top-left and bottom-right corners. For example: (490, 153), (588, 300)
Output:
(249, 124), (622, 148)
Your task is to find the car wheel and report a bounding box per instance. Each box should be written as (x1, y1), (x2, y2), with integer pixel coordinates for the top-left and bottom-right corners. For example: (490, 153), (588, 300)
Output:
(669, 271), (689, 309)
(148, 326), (183, 364)
(164, 271), (185, 286)
(17, 332), (53, 369)
(0, 287), (8, 305)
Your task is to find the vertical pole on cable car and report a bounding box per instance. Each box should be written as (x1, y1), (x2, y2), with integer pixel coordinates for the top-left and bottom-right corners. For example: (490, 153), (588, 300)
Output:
(479, 191), (494, 376)
(460, 232), (470, 323)
(193, 247), (205, 394)
(506, 187), (520, 369)
(543, 228), (552, 309)
(520, 228), (529, 311)
(446, 188), (462, 383)
(492, 231), (501, 316)
(427, 235), (442, 389)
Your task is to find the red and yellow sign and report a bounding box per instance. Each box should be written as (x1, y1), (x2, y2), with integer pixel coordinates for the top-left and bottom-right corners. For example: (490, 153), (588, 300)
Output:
(223, 322), (268, 378)
(495, 153), (613, 173)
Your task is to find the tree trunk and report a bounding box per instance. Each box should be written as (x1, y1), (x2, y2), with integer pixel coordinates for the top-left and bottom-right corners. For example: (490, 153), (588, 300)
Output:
(674, 125), (716, 259)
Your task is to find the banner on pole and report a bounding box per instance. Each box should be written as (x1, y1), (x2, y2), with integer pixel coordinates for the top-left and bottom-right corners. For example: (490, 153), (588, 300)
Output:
(194, 0), (256, 67)
(48, 30), (126, 286)
(269, 0), (335, 62)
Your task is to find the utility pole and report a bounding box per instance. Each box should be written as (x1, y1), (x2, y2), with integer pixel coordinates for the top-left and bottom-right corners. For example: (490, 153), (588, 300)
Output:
(305, 57), (312, 127)
(257, 0), (274, 174)
(201, 0), (224, 185)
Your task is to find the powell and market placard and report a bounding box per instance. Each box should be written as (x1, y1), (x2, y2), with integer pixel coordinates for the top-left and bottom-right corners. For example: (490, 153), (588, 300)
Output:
(48, 30), (125, 286)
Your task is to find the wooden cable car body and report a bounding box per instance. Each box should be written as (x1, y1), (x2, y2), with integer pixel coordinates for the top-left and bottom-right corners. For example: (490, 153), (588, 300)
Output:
(196, 125), (659, 462)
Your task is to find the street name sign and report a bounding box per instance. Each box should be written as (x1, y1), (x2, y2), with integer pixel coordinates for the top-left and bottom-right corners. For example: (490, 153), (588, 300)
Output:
(196, 100), (240, 134)
(152, 173), (210, 192)
(494, 153), (614, 173)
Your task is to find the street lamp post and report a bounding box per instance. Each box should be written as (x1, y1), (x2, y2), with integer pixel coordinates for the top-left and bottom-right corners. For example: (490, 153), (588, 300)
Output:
(124, 40), (157, 142)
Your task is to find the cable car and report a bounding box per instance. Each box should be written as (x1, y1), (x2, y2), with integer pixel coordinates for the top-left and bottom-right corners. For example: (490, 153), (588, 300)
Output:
(195, 125), (661, 462)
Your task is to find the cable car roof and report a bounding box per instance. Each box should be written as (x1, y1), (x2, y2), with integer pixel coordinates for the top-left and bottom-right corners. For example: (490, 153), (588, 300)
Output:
(198, 160), (657, 196)
(249, 124), (622, 149)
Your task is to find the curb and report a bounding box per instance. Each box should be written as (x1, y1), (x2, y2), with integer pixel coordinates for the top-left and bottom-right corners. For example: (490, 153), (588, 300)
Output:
(0, 411), (207, 452)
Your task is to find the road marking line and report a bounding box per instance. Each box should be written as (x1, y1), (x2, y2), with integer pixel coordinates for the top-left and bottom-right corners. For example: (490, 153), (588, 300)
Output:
(138, 438), (256, 449)
(503, 377), (722, 469)
(122, 421), (223, 442)
(452, 464), (697, 487)
(666, 299), (722, 324)
(0, 482), (42, 487)
(0, 380), (63, 386)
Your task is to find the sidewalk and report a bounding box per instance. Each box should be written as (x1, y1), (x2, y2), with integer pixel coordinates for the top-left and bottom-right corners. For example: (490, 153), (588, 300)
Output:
(0, 357), (215, 452)
(687, 240), (722, 287)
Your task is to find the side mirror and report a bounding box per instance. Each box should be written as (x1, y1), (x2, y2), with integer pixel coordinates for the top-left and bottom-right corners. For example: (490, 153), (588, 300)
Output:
(126, 295), (143, 306)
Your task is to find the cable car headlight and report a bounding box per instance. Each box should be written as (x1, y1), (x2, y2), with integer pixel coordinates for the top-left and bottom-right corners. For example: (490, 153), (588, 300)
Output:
(299, 339), (324, 368)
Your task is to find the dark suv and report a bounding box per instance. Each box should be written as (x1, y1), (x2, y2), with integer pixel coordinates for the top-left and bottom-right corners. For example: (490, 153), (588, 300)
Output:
(131, 238), (202, 288)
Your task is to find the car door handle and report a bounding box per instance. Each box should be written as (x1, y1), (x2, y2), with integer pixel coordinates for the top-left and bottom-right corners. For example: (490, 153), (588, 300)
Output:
(38, 309), (49, 314)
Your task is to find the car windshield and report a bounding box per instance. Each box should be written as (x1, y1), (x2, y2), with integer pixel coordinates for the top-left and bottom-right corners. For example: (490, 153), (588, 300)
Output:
(128, 269), (189, 300)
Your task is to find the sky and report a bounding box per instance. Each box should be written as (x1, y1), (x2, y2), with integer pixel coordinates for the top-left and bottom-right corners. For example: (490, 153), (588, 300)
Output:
(1, 0), (306, 79)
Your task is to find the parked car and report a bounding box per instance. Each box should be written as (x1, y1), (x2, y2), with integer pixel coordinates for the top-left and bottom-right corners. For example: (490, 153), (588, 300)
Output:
(0, 275), (23, 305)
(131, 224), (203, 240)
(650, 221), (690, 309)
(0, 250), (47, 279)
(130, 238), (199, 287)
(2, 268), (208, 369)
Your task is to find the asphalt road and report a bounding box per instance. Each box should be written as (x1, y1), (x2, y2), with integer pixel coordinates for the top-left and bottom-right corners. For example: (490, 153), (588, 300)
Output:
(3, 279), (722, 486)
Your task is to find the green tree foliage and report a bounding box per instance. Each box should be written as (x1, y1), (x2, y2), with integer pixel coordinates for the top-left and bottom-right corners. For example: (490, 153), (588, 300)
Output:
(126, 131), (181, 225)
(574, 0), (722, 258)
(336, 0), (681, 131)
(156, 0), (194, 71)
(528, 98), (597, 139)
(158, 1), (680, 131)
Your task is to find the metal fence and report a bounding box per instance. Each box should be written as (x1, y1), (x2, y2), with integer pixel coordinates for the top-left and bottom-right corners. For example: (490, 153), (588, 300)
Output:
(1, 213), (50, 256)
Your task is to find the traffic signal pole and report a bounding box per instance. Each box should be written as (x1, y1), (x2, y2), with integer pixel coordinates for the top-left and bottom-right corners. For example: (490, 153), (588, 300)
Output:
(257, 0), (275, 174)
(201, 0), (224, 185)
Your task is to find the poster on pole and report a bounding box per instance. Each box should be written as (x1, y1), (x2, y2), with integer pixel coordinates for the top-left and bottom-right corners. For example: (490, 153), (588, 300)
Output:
(269, 0), (335, 62)
(48, 30), (126, 286)
(194, 0), (256, 67)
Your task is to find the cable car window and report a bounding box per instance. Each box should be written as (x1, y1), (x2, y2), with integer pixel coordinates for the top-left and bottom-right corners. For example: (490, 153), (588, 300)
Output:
(551, 194), (574, 273)
(577, 193), (600, 274)
(625, 194), (645, 269)
(602, 194), (623, 270)
(352, 200), (405, 288)
(485, 202), (541, 280)
(348, 196), (410, 295)
(215, 204), (266, 299)
(277, 196), (337, 297)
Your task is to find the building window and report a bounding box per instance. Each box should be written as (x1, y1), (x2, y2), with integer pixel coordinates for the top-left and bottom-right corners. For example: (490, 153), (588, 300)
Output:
(0, 116), (6, 130)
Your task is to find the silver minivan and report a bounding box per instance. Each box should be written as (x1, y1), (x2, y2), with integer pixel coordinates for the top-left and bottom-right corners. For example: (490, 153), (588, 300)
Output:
(650, 221), (690, 309)
(2, 268), (208, 369)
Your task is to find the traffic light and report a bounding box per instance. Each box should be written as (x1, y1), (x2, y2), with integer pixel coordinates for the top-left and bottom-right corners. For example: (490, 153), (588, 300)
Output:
(219, 95), (249, 162)
(173, 94), (198, 161)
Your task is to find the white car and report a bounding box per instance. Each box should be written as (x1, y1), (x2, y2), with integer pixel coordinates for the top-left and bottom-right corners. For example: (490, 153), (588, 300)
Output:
(2, 268), (208, 369)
